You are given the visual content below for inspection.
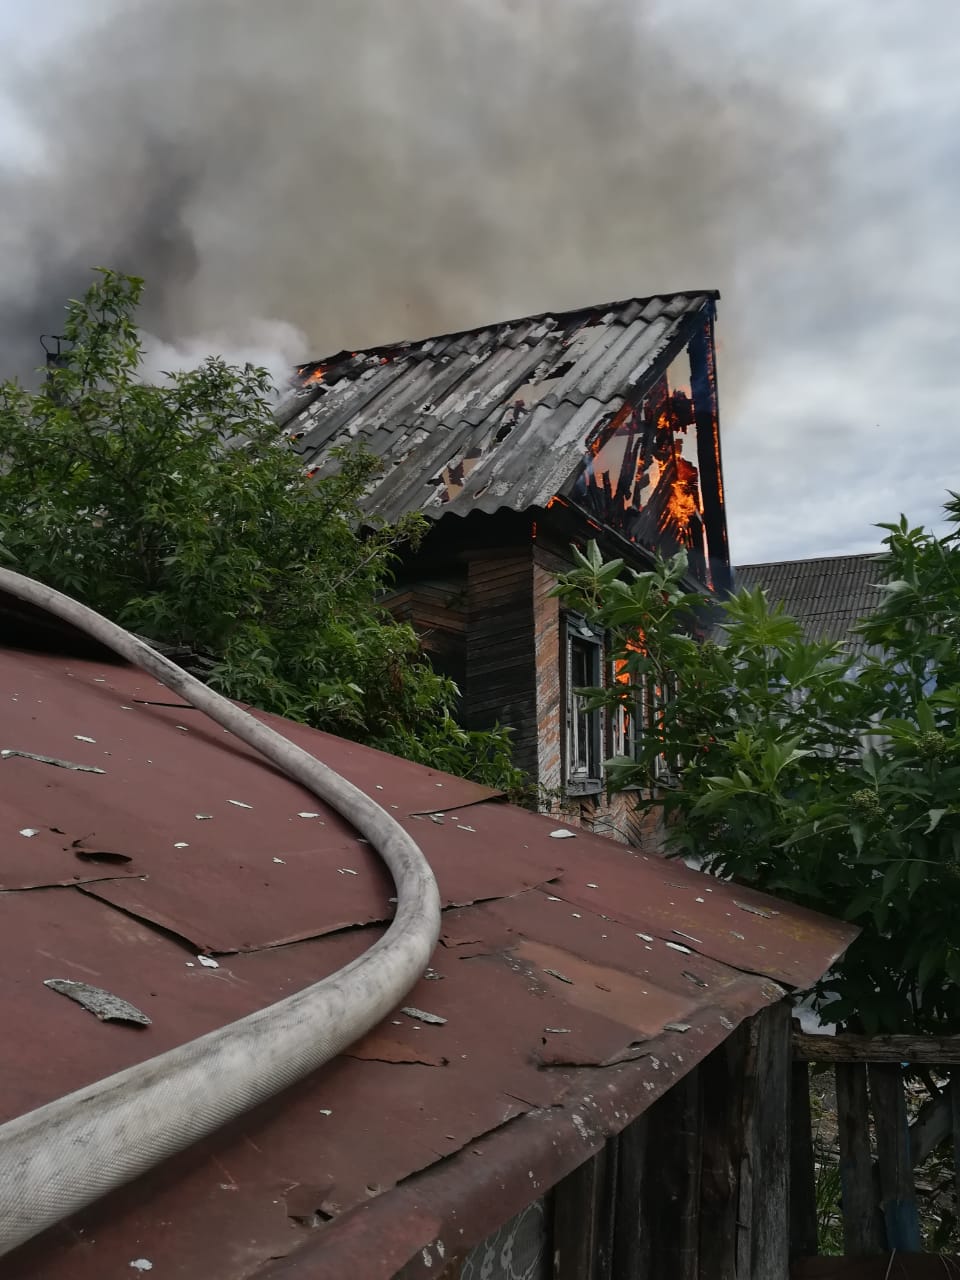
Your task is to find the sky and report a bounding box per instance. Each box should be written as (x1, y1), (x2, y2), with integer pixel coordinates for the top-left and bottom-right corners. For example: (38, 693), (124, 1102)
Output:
(0, 0), (957, 565)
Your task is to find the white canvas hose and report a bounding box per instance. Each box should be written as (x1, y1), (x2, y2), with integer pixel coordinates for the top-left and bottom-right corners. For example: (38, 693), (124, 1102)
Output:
(0, 567), (442, 1258)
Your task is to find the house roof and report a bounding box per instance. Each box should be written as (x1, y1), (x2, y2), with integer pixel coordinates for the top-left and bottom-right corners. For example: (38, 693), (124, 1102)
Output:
(1, 638), (853, 1280)
(278, 291), (718, 526)
(734, 553), (885, 653)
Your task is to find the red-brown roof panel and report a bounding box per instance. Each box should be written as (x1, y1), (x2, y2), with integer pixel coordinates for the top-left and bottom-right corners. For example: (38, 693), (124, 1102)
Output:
(0, 644), (855, 1280)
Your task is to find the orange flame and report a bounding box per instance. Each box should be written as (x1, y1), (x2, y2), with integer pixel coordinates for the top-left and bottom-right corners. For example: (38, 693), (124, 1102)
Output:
(660, 457), (700, 537)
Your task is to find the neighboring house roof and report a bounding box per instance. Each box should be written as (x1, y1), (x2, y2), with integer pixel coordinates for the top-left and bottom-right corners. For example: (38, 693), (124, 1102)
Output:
(278, 291), (718, 527)
(734, 553), (886, 653)
(1, 638), (853, 1280)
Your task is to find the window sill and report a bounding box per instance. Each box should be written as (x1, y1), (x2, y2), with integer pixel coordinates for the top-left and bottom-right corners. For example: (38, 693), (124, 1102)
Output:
(565, 779), (603, 797)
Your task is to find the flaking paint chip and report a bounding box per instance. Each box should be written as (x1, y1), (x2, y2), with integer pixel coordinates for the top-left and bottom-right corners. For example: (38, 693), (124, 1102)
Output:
(129, 1262), (153, 1273)
(174, 842), (189, 849)
(298, 811), (321, 818)
(74, 735), (96, 743)
(338, 867), (358, 875)
(197, 955), (219, 969)
(543, 968), (573, 985)
(549, 829), (576, 839)
(195, 814), (212, 820)
(19, 828), (40, 838)
(45, 978), (151, 1026)
(734, 900), (777, 918)
(401, 1006), (447, 1025)
(228, 799), (253, 809)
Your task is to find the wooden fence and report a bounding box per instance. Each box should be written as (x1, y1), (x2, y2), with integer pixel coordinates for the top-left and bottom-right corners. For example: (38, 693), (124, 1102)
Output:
(791, 1027), (960, 1268)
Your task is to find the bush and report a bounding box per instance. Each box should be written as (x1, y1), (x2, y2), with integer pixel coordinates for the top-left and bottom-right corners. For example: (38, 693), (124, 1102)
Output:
(0, 270), (524, 793)
(552, 506), (960, 1033)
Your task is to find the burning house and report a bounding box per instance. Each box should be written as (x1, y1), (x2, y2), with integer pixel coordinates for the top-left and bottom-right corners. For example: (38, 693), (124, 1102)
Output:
(279, 290), (730, 842)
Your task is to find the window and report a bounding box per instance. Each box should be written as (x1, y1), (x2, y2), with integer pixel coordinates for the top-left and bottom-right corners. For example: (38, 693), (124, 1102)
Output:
(610, 639), (646, 764)
(649, 676), (682, 784)
(565, 615), (603, 793)
(609, 658), (682, 787)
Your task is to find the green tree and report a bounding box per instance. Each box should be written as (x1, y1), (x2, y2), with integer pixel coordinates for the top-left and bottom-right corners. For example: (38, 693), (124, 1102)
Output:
(552, 506), (960, 1034)
(0, 270), (522, 791)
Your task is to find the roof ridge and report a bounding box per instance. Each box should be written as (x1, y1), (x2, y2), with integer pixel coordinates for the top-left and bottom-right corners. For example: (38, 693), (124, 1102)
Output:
(297, 288), (720, 370)
(735, 551), (883, 570)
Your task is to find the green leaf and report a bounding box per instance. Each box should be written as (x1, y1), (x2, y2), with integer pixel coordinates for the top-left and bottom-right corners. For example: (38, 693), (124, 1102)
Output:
(907, 859), (926, 896)
(925, 808), (947, 834)
(881, 860), (905, 901)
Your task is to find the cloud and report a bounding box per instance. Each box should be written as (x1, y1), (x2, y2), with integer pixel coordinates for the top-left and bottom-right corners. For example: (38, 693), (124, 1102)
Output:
(0, 0), (957, 561)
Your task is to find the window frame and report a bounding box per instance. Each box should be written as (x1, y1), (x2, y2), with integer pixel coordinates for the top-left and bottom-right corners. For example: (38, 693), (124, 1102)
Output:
(563, 613), (604, 795)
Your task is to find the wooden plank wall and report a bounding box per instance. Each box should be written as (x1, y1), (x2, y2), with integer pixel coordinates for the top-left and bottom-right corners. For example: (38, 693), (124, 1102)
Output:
(465, 550), (539, 780)
(549, 1003), (794, 1280)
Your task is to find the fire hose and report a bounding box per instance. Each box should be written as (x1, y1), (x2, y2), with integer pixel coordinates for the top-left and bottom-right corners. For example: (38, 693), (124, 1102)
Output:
(0, 567), (442, 1258)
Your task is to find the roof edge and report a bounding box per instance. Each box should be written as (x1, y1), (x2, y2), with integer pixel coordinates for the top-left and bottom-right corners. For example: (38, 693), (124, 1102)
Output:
(735, 550), (884, 572)
(295, 289), (721, 376)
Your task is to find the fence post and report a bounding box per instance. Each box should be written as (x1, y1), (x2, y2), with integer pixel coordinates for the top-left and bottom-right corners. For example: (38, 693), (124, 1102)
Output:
(869, 1063), (922, 1252)
(738, 1000), (792, 1280)
(836, 1062), (885, 1256)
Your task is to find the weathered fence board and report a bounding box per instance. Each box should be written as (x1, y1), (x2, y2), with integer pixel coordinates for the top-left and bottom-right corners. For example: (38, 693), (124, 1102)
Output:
(740, 1001), (792, 1279)
(612, 1111), (649, 1278)
(794, 1033), (960, 1065)
(835, 1061), (885, 1256)
(699, 1025), (748, 1280)
(869, 1064), (921, 1252)
(790, 1059), (819, 1261)
(793, 1031), (960, 1263)
(792, 1256), (960, 1278)
(643, 1065), (702, 1280)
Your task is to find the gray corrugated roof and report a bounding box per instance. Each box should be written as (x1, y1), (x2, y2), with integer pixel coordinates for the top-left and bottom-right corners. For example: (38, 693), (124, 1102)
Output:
(734, 553), (886, 651)
(280, 292), (717, 524)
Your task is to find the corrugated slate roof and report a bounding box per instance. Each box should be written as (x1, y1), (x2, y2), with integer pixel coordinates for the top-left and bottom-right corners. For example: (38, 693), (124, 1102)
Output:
(734, 553), (886, 651)
(1, 639), (852, 1280)
(279, 291), (717, 524)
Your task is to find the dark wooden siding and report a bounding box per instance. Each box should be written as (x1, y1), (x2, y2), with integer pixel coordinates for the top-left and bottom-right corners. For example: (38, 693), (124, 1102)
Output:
(465, 549), (538, 779)
(383, 576), (468, 690)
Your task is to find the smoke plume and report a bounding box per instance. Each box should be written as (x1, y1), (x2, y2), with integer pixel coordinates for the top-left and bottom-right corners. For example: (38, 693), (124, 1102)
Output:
(0, 0), (834, 386)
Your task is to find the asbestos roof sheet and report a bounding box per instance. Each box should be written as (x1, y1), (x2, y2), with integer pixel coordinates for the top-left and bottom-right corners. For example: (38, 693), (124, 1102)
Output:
(279, 292), (717, 524)
(1, 642), (854, 1280)
(734, 553), (886, 653)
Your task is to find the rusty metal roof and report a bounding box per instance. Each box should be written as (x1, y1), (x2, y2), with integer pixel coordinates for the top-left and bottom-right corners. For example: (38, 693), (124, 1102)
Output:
(277, 291), (718, 525)
(1, 641), (854, 1280)
(734, 553), (885, 654)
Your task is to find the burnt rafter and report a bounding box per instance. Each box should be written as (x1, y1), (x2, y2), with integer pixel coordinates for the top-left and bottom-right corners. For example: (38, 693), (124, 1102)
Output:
(277, 290), (730, 595)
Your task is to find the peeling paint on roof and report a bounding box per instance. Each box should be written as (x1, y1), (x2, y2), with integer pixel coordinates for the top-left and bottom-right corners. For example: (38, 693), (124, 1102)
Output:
(0, 643), (854, 1280)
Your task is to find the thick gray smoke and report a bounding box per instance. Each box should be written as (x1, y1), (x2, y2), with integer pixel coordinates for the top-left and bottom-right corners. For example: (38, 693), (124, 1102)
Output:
(0, 0), (834, 386)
